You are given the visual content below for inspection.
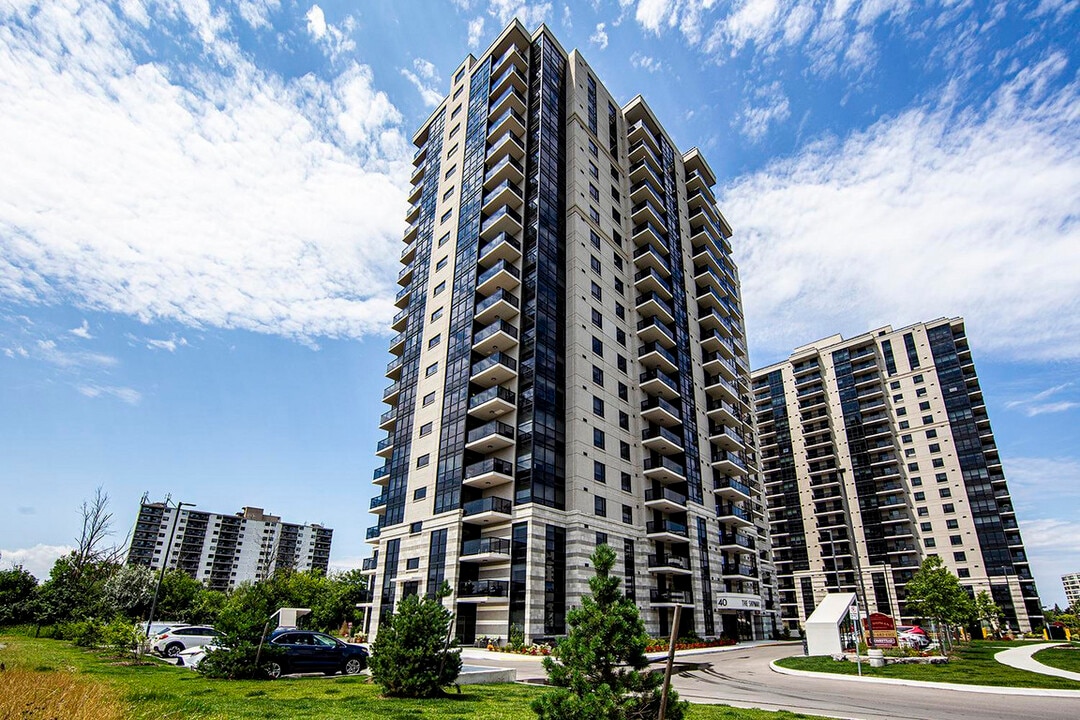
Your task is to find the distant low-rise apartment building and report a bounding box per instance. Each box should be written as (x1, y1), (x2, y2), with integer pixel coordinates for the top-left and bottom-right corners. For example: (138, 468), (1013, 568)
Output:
(127, 501), (332, 590)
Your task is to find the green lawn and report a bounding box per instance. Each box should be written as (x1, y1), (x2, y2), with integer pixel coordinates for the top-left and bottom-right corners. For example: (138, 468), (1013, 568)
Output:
(1033, 645), (1080, 674)
(0, 635), (822, 720)
(776, 641), (1080, 690)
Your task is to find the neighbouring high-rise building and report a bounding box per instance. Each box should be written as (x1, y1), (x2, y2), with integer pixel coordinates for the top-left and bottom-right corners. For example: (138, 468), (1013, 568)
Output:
(362, 20), (775, 644)
(752, 318), (1043, 633)
(127, 501), (333, 591)
(1063, 573), (1080, 610)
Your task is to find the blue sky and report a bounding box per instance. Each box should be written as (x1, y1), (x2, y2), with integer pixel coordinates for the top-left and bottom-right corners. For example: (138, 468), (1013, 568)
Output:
(0, 0), (1077, 606)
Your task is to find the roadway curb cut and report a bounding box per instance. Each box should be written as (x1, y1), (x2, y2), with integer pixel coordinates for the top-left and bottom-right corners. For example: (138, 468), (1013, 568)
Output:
(769, 659), (1080, 698)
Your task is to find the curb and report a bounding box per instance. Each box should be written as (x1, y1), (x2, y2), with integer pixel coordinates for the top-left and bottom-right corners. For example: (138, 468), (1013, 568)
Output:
(769, 659), (1080, 697)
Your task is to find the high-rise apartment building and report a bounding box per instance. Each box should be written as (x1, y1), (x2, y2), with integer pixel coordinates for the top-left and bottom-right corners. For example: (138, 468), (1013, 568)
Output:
(127, 502), (332, 591)
(1063, 573), (1080, 610)
(753, 318), (1042, 632)
(363, 21), (774, 644)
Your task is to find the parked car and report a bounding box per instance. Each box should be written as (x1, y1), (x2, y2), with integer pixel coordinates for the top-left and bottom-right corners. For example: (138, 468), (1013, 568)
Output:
(175, 644), (218, 669)
(143, 621), (186, 638)
(152, 625), (222, 657)
(264, 629), (368, 678)
(897, 627), (931, 649)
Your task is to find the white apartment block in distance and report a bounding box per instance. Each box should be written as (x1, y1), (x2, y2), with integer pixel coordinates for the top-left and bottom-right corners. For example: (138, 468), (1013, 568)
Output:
(753, 318), (1042, 632)
(127, 502), (333, 591)
(362, 20), (776, 645)
(1064, 572), (1080, 610)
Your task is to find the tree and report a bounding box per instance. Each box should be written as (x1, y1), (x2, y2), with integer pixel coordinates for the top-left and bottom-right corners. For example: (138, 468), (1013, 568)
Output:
(532, 544), (686, 720)
(904, 556), (973, 654)
(0, 562), (39, 626)
(103, 564), (155, 620)
(155, 569), (225, 624)
(369, 592), (461, 697)
(973, 590), (1004, 638)
(73, 487), (123, 573)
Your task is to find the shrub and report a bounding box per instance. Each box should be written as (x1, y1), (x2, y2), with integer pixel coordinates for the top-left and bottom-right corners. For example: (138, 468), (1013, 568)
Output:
(369, 593), (461, 697)
(197, 640), (284, 680)
(61, 618), (106, 648)
(102, 617), (141, 659)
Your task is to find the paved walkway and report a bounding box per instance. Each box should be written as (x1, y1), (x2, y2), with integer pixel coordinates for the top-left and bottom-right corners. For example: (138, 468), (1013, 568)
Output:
(994, 642), (1080, 682)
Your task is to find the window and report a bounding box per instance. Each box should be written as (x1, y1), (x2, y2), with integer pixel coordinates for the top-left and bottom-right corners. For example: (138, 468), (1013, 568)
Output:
(451, 102), (462, 117)
(905, 448), (916, 458)
(413, 487), (427, 500)
(890, 380), (901, 390)
(448, 124), (460, 138)
(613, 254), (623, 271)
(925, 538), (936, 547)
(897, 407), (907, 416)
(901, 434), (912, 443)
(437, 232), (450, 247)
(445, 165), (456, 179)
(935, 472), (948, 482)
(913, 373), (924, 383)
(907, 462), (919, 471)
(919, 401), (931, 411)
(591, 281), (602, 300)
(616, 328), (626, 346)
(419, 422), (433, 436)
(958, 568), (970, 578)
(953, 552), (966, 562)
(620, 441), (631, 461)
(946, 519), (959, 529)
(591, 255), (602, 274)
(593, 428), (605, 449)
(594, 496), (606, 517)
(622, 505), (632, 524)
(595, 531), (608, 545)
(617, 382), (628, 401)
(928, 443), (941, 453)
(914, 492), (925, 501)
(454, 66), (465, 83)
(950, 535), (962, 546)
(922, 415), (934, 424)
(920, 522), (932, 531)
(943, 503), (955, 513)
(589, 162), (599, 179)
(423, 391), (436, 406)
(594, 461), (606, 483)
(589, 207), (600, 223)
(592, 336), (603, 356)
(939, 488), (952, 498)
(592, 365), (604, 386)
(410, 522), (422, 534)
(899, 420), (910, 429)
(589, 184), (600, 201)
(425, 362), (438, 377)
(613, 230), (623, 246)
(588, 139), (599, 157)
(926, 429), (938, 438)
(611, 186), (620, 202)
(433, 281), (446, 296)
(593, 396), (605, 417)
(440, 209), (452, 224)
(615, 302), (625, 319)
(917, 507), (929, 517)
(916, 387), (928, 397)
(611, 208), (621, 223)
(591, 308), (603, 328)
(406, 557), (420, 570)
(436, 255), (449, 271)
(893, 394), (904, 402)
(590, 230), (601, 248)
(911, 477), (923, 486)
(617, 354), (627, 372)
(428, 334), (441, 349)
(614, 278), (624, 294)
(621, 472), (632, 492)
(619, 411), (629, 430)
(932, 458), (945, 468)
(431, 307), (444, 322)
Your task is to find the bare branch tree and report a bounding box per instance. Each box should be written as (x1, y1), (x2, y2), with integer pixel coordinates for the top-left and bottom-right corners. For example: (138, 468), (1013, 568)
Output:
(73, 486), (115, 573)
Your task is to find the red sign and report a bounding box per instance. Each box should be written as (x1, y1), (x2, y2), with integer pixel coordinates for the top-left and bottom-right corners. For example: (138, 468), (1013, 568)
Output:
(862, 613), (898, 648)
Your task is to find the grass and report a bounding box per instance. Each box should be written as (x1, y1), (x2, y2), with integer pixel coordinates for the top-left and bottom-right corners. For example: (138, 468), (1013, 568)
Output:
(1033, 644), (1080, 674)
(0, 634), (823, 720)
(776, 641), (1080, 689)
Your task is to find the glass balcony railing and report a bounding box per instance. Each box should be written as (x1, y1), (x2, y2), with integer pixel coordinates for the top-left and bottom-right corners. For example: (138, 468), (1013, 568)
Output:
(462, 496), (513, 517)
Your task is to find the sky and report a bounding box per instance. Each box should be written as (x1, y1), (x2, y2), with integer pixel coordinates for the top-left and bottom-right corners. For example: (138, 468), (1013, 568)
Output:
(0, 0), (1077, 607)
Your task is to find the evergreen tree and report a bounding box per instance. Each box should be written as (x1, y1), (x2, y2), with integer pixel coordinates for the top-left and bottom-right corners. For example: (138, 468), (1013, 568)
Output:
(369, 591), (461, 697)
(532, 544), (686, 720)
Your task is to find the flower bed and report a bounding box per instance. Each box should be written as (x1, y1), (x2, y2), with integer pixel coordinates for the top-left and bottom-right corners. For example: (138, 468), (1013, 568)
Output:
(488, 643), (554, 655)
(645, 638), (736, 653)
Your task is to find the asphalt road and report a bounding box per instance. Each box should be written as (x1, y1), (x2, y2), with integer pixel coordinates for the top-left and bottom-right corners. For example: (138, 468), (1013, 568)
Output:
(465, 644), (1080, 720)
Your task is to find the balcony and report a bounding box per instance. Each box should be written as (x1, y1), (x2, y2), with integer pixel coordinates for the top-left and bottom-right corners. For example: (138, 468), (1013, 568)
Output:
(394, 284), (412, 310)
(463, 457), (514, 489)
(629, 157), (664, 189)
(633, 244), (669, 274)
(639, 341), (678, 375)
(634, 267), (673, 299)
(483, 155), (525, 188)
(361, 556), (378, 574)
(702, 351), (738, 382)
(644, 455), (686, 484)
(632, 221), (668, 255)
(481, 178), (524, 216)
(375, 435), (394, 459)
(365, 526), (381, 541)
(718, 532), (756, 553)
(712, 450), (748, 477)
(462, 496), (513, 526)
(389, 331), (405, 355)
(639, 367), (680, 400)
(706, 398), (740, 426)
(474, 287), (520, 324)
(642, 423), (683, 455)
(649, 588), (693, 607)
(636, 290), (674, 324)
(488, 107), (525, 140)
(489, 85), (526, 118)
(636, 316), (676, 349)
(641, 395), (681, 427)
(646, 519), (690, 543)
(628, 119), (660, 156)
(470, 352), (518, 387)
(704, 373), (739, 404)
(478, 232), (522, 266)
(631, 199), (666, 229)
(480, 205), (522, 241)
(486, 131), (526, 167)
(458, 579), (510, 603)
(645, 487), (688, 513)
(716, 503), (753, 528)
(391, 307), (409, 332)
(465, 420), (515, 452)
(378, 408), (397, 431)
(369, 494), (387, 515)
(699, 307), (733, 335)
(647, 554), (692, 575)
(468, 384), (517, 419)
(709, 424), (745, 452)
(382, 381), (401, 404)
(491, 46), (527, 79)
(472, 318), (519, 354)
(685, 169), (710, 195)
(721, 562), (758, 580)
(490, 64), (527, 98)
(385, 355), (403, 381)
(630, 178), (664, 208)
(461, 537), (512, 563)
(714, 477), (752, 502)
(476, 258), (521, 296)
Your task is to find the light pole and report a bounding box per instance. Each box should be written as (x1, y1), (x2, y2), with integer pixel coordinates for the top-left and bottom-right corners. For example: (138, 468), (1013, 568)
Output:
(145, 500), (195, 639)
(835, 468), (875, 648)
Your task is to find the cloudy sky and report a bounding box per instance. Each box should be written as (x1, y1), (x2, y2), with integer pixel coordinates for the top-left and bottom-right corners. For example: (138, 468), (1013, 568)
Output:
(1, 0), (1077, 606)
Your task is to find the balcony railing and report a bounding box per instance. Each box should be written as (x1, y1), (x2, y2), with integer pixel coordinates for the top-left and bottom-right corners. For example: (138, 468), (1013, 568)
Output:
(459, 579), (509, 598)
(649, 588), (693, 604)
(646, 519), (689, 538)
(645, 487), (687, 506)
(469, 384), (517, 410)
(647, 554), (691, 571)
(471, 352), (518, 377)
(464, 457), (514, 480)
(463, 496), (513, 518)
(462, 537), (511, 557)
(466, 420), (515, 446)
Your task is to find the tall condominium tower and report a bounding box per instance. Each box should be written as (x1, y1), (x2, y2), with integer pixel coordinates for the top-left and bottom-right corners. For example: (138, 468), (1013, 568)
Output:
(1063, 572), (1080, 610)
(127, 502), (332, 591)
(752, 318), (1042, 633)
(362, 21), (775, 644)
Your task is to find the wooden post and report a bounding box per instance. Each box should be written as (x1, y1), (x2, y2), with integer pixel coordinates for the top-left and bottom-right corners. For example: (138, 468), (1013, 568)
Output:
(658, 603), (681, 720)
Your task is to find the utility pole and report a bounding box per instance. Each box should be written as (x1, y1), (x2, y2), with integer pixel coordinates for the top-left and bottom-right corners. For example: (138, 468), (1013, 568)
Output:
(835, 468), (875, 649)
(145, 500), (195, 639)
(658, 603), (681, 720)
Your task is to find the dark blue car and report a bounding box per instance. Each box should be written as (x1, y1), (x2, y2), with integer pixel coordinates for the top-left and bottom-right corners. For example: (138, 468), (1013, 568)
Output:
(264, 629), (368, 678)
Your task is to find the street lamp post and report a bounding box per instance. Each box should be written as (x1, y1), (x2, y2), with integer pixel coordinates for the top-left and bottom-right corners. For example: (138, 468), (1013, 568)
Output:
(835, 468), (875, 648)
(144, 500), (195, 639)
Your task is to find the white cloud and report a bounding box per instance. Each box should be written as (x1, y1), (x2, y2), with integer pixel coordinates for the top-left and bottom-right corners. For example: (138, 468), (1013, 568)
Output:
(305, 4), (327, 38)
(1006, 456), (1080, 507)
(590, 22), (609, 49)
(721, 51), (1080, 363)
(487, 0), (552, 27)
(562, 4), (573, 28)
(0, 1), (410, 343)
(35, 340), (118, 369)
(468, 16), (486, 48)
(736, 80), (790, 140)
(631, 52), (663, 72)
(144, 334), (189, 352)
(0, 543), (74, 580)
(401, 58), (444, 107)
(69, 319), (93, 339)
(635, 0), (677, 33)
(304, 4), (356, 61)
(77, 383), (143, 405)
(1006, 383), (1079, 417)
(236, 0), (281, 30)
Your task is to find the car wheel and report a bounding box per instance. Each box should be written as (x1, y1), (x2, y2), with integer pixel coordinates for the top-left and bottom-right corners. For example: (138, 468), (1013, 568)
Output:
(165, 642), (184, 658)
(343, 658), (364, 675)
(265, 661), (283, 680)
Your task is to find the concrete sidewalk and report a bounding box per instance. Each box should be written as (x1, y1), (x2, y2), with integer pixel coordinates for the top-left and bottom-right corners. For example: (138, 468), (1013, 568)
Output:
(994, 642), (1080, 682)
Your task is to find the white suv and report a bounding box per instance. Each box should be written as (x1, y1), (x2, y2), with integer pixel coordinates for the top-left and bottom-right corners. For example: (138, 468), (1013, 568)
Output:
(152, 625), (222, 657)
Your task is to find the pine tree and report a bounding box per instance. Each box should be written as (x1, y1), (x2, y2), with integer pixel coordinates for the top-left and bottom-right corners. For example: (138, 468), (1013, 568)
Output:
(532, 544), (686, 720)
(369, 592), (461, 697)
